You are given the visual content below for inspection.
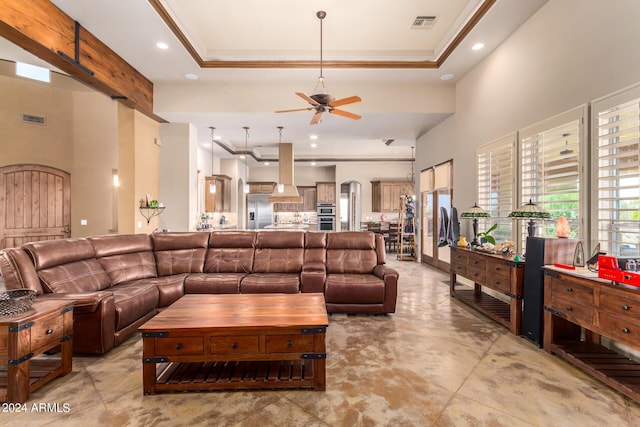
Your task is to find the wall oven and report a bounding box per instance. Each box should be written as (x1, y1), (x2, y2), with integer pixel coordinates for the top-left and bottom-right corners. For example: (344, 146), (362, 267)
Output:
(318, 215), (335, 232)
(317, 203), (336, 216)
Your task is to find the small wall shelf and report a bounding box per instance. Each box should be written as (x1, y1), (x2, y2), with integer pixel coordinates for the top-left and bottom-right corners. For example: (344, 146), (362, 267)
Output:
(139, 206), (165, 224)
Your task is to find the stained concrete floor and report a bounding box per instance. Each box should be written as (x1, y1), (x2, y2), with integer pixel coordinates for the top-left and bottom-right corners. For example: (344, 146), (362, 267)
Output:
(4, 258), (640, 426)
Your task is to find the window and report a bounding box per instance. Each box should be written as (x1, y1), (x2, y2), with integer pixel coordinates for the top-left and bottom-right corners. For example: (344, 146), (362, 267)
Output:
(592, 85), (640, 257)
(518, 106), (586, 246)
(476, 134), (516, 243)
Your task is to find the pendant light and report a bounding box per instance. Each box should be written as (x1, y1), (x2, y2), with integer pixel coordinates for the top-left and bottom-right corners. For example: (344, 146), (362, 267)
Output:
(243, 127), (250, 193)
(209, 127), (216, 193)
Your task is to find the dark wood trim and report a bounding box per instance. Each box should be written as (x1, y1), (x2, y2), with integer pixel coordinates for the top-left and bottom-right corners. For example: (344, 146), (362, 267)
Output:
(0, 0), (163, 122)
(148, 0), (496, 70)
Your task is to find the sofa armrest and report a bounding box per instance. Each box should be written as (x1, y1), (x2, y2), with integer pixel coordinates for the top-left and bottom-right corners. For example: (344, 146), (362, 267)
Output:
(39, 291), (116, 354)
(301, 263), (326, 294)
(38, 291), (114, 314)
(374, 265), (398, 280)
(373, 265), (398, 313)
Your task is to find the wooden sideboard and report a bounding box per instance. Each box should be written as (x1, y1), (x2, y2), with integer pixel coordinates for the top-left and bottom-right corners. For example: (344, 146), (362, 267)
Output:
(543, 266), (640, 402)
(450, 246), (525, 334)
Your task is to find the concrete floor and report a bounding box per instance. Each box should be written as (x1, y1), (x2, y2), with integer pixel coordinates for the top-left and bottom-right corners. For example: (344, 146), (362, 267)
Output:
(4, 258), (640, 426)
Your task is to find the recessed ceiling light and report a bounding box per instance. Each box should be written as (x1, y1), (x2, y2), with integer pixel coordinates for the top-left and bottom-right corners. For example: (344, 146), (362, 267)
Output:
(440, 73), (455, 81)
(156, 42), (169, 50)
(309, 135), (318, 140)
(310, 143), (317, 148)
(213, 135), (221, 140)
(472, 43), (485, 51)
(264, 162), (270, 166)
(239, 155), (246, 159)
(184, 73), (198, 80)
(310, 162), (316, 166)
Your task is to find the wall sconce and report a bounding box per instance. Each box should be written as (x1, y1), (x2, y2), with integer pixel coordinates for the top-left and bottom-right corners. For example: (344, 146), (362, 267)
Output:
(112, 169), (119, 187)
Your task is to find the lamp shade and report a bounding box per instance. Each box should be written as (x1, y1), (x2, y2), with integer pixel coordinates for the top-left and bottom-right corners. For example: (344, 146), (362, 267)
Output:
(460, 203), (490, 218)
(508, 199), (551, 220)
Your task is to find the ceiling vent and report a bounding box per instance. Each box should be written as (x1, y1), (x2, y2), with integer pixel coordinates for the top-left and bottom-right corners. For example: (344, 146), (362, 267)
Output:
(384, 139), (395, 146)
(411, 15), (438, 29)
(22, 114), (46, 125)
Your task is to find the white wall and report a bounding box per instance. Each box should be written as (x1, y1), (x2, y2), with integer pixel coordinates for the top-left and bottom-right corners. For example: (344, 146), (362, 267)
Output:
(418, 0), (640, 211)
(159, 123), (197, 231)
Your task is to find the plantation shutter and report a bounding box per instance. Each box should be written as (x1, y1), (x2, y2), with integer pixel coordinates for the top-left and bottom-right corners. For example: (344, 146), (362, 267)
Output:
(518, 107), (585, 244)
(592, 86), (640, 256)
(476, 134), (516, 243)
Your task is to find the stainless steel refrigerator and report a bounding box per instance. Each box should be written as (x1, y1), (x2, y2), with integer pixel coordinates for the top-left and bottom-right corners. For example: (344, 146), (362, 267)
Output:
(247, 194), (273, 230)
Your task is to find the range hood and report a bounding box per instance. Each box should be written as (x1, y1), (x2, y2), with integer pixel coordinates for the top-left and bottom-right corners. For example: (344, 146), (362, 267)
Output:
(268, 142), (303, 203)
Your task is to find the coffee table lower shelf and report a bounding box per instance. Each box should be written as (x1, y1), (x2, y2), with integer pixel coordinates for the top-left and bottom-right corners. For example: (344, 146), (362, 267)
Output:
(150, 359), (319, 392)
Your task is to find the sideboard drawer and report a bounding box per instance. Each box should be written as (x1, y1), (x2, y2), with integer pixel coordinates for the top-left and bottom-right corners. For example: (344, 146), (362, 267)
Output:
(600, 291), (640, 323)
(265, 334), (314, 353)
(549, 279), (594, 306)
(210, 335), (260, 355)
(599, 312), (640, 345)
(467, 255), (486, 271)
(155, 337), (204, 356)
(466, 266), (486, 283)
(487, 261), (512, 279)
(451, 251), (468, 267)
(485, 274), (511, 294)
(548, 295), (594, 325)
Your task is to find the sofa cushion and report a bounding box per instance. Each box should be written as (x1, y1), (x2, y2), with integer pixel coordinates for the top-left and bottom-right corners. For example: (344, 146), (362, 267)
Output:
(151, 233), (209, 276)
(240, 273), (300, 294)
(90, 234), (153, 257)
(253, 231), (305, 274)
(125, 275), (186, 307)
(24, 238), (96, 270)
(111, 284), (159, 330)
(184, 273), (246, 294)
(304, 232), (327, 264)
(325, 274), (385, 304)
(38, 259), (111, 293)
(205, 231), (256, 273)
(326, 232), (377, 274)
(97, 252), (157, 285)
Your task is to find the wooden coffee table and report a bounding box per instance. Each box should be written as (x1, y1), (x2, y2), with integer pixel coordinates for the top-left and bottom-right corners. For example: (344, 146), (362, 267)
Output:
(139, 293), (328, 395)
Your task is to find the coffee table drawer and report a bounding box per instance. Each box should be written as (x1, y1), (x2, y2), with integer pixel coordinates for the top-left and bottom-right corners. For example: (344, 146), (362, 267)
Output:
(266, 334), (314, 353)
(155, 337), (204, 356)
(31, 312), (64, 350)
(210, 336), (260, 354)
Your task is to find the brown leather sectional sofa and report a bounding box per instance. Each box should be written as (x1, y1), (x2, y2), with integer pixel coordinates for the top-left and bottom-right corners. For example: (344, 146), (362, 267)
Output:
(0, 231), (398, 355)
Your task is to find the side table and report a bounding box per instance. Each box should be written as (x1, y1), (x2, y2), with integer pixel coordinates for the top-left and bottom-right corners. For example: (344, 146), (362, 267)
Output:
(0, 299), (74, 403)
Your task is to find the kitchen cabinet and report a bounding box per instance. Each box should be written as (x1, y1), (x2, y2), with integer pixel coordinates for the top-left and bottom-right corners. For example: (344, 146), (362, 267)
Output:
(205, 175), (231, 212)
(316, 182), (336, 204)
(248, 182), (275, 194)
(371, 180), (413, 212)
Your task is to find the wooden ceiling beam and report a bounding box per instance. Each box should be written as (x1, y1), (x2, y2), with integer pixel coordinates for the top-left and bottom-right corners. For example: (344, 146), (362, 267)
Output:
(0, 0), (163, 122)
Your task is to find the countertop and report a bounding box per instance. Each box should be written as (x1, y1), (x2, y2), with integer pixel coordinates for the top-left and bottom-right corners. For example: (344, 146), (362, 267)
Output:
(263, 224), (310, 229)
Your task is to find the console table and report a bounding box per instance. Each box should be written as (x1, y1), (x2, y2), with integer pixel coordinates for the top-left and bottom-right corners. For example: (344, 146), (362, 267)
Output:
(0, 299), (74, 403)
(450, 246), (525, 334)
(543, 266), (640, 403)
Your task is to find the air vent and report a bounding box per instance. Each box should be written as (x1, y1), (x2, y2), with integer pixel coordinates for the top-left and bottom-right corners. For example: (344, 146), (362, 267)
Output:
(411, 15), (438, 29)
(22, 114), (46, 125)
(384, 139), (395, 146)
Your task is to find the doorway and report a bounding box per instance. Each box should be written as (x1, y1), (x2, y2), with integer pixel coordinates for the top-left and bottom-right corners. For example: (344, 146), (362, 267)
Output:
(0, 164), (71, 249)
(420, 160), (453, 272)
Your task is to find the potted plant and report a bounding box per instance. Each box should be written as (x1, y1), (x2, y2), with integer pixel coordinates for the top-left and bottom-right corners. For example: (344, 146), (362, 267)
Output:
(476, 223), (497, 245)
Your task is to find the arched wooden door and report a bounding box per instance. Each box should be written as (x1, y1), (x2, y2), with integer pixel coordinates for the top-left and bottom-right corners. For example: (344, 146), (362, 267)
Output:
(0, 164), (71, 249)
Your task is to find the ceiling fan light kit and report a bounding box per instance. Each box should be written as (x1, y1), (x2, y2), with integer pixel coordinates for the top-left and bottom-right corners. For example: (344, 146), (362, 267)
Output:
(275, 11), (362, 125)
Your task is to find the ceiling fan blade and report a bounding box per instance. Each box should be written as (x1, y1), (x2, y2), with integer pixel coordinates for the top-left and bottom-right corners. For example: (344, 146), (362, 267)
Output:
(296, 92), (321, 106)
(275, 107), (313, 113)
(330, 109), (361, 120)
(329, 95), (362, 108)
(310, 111), (323, 125)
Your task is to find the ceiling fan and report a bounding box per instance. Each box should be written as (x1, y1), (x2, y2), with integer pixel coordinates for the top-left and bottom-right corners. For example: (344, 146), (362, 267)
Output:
(275, 11), (362, 125)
